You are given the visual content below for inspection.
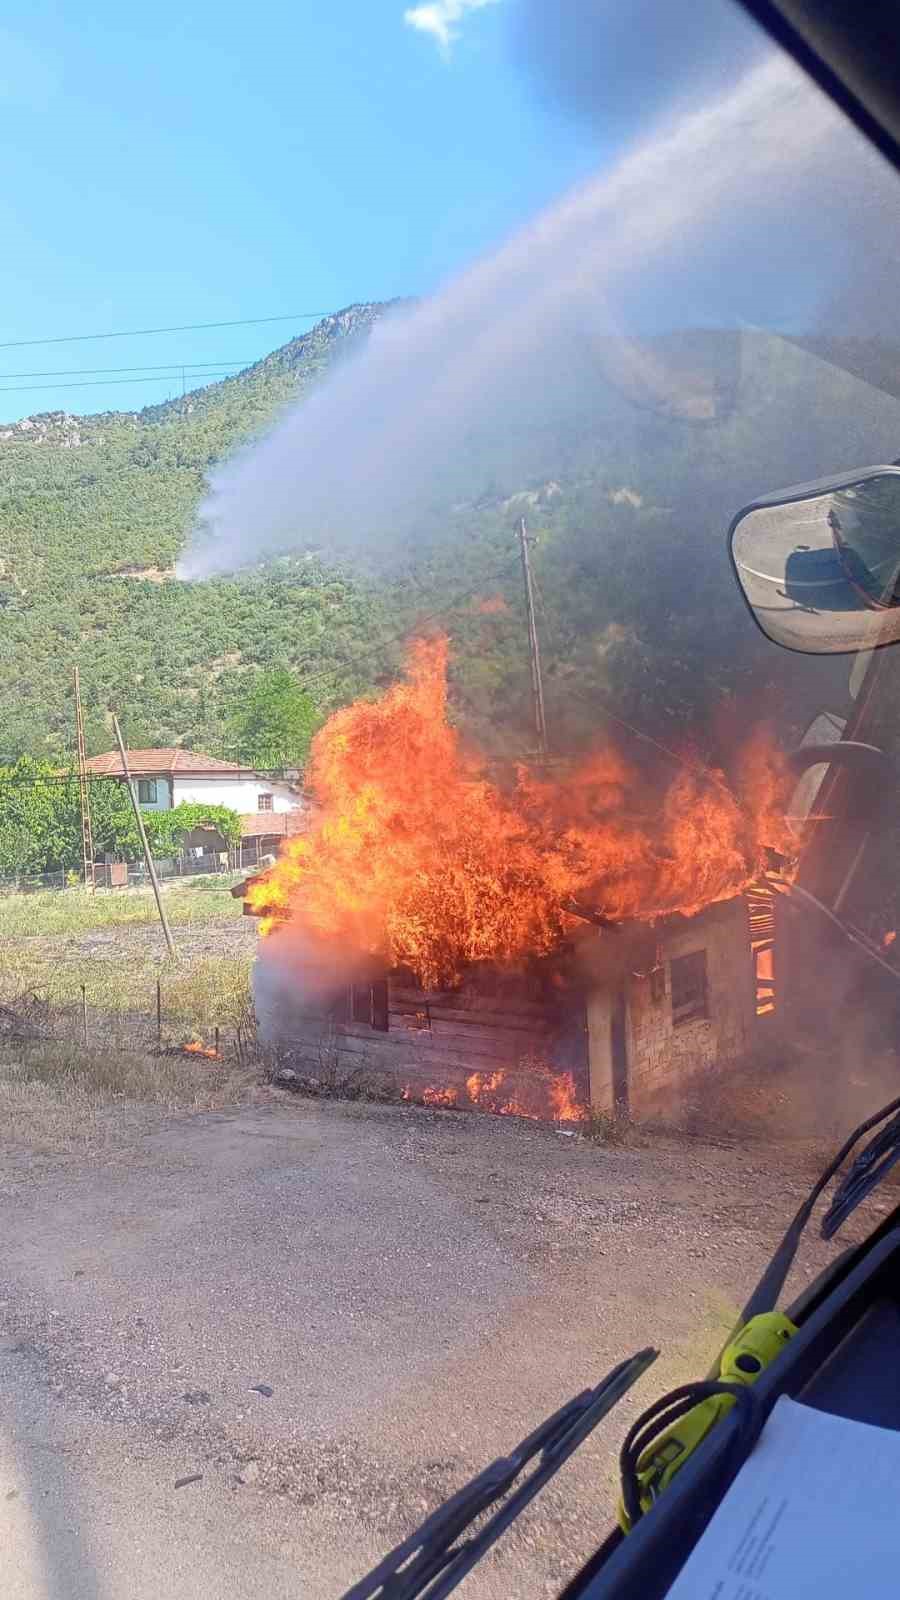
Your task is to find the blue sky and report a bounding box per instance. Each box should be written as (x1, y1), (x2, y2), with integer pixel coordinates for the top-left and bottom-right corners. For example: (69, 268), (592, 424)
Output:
(0, 0), (600, 420)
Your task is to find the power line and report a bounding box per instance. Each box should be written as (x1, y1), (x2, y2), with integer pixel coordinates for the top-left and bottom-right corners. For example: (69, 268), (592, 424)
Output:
(0, 767), (301, 790)
(0, 360), (257, 380)
(0, 370), (248, 396)
(0, 771), (125, 788)
(0, 312), (331, 352)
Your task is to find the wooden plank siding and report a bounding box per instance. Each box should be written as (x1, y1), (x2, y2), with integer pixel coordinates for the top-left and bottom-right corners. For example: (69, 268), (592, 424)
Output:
(278, 970), (589, 1104)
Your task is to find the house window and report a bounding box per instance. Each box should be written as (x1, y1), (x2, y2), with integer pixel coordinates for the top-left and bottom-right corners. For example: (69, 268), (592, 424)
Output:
(370, 979), (389, 1033)
(258, 792), (273, 812)
(670, 951), (708, 1025)
(137, 779), (158, 805)
(330, 980), (389, 1033)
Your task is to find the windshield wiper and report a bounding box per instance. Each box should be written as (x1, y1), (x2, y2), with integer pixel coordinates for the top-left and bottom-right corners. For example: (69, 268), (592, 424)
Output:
(822, 1104), (900, 1237)
(340, 1347), (657, 1600)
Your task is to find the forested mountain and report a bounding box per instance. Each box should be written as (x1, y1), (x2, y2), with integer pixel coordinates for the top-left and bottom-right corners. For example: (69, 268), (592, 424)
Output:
(2, 304), (900, 774)
(0, 306), (393, 760)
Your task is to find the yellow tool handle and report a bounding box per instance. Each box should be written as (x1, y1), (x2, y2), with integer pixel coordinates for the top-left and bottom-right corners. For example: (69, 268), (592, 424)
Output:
(618, 1311), (796, 1531)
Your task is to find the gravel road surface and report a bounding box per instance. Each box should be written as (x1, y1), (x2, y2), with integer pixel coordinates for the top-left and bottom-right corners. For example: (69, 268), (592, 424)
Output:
(0, 1095), (852, 1599)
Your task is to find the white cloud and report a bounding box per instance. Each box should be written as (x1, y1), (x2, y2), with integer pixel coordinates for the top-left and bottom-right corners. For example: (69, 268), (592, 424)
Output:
(403, 0), (499, 54)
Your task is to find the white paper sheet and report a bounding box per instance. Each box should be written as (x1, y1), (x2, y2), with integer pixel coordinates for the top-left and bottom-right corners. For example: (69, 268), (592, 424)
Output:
(665, 1394), (900, 1597)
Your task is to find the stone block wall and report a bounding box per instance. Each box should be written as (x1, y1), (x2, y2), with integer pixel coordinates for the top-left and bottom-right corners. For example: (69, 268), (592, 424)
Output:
(586, 897), (756, 1115)
(626, 898), (755, 1113)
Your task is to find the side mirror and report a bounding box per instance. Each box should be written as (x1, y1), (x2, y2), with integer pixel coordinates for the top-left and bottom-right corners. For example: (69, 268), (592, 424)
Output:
(729, 466), (900, 653)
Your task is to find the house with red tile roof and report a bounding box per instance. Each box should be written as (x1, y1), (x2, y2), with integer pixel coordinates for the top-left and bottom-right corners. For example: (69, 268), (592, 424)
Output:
(84, 747), (307, 860)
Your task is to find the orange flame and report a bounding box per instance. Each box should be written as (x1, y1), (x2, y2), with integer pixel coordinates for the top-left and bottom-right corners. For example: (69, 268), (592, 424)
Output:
(401, 1067), (584, 1122)
(547, 1071), (585, 1123)
(466, 1067), (585, 1122)
(248, 636), (789, 990)
(402, 1085), (460, 1108)
(466, 1069), (531, 1118)
(182, 1039), (220, 1060)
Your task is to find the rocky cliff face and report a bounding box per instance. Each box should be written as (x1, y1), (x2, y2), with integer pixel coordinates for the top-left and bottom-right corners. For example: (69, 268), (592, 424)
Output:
(0, 411), (84, 447)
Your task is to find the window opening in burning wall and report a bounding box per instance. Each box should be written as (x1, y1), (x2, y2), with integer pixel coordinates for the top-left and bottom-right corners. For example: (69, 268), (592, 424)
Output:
(670, 951), (708, 1026)
(370, 979), (389, 1032)
(258, 792), (273, 811)
(330, 980), (389, 1032)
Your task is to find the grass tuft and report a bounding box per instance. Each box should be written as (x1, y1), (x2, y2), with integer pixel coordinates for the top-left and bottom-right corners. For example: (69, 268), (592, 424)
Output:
(582, 1105), (632, 1146)
(0, 1039), (249, 1154)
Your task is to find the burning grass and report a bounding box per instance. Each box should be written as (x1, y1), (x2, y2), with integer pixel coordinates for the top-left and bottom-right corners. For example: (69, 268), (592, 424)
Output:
(401, 1061), (586, 1122)
(0, 1039), (249, 1155)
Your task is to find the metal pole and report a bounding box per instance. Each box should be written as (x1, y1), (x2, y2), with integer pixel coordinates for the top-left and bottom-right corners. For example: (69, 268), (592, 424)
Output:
(73, 667), (96, 891)
(516, 517), (548, 758)
(112, 717), (178, 961)
(81, 984), (88, 1046)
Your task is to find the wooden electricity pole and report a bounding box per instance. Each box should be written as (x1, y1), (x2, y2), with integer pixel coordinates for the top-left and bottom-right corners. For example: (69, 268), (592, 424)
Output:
(516, 516), (549, 758)
(112, 716), (177, 960)
(73, 667), (95, 891)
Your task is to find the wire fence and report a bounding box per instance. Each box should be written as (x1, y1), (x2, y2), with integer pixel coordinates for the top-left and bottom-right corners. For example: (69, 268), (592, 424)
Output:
(0, 979), (260, 1067)
(0, 847), (268, 897)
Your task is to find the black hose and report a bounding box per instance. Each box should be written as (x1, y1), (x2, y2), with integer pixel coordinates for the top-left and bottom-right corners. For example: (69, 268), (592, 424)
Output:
(619, 1381), (758, 1529)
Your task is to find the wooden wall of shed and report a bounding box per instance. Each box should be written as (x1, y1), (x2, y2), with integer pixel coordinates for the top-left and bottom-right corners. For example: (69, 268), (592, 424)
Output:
(275, 967), (589, 1103)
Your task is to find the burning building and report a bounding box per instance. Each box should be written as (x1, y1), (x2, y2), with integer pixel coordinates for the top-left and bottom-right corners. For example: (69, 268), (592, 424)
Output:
(248, 901), (756, 1121)
(239, 637), (783, 1123)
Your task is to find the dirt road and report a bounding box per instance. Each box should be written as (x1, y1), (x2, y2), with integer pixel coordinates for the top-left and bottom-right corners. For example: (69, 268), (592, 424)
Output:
(0, 1096), (851, 1599)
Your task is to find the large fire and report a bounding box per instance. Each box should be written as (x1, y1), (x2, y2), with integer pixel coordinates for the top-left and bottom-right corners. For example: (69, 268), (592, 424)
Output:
(248, 635), (789, 990)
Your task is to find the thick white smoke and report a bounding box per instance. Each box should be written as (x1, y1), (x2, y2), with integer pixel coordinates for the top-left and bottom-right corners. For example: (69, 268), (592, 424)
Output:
(178, 52), (897, 580)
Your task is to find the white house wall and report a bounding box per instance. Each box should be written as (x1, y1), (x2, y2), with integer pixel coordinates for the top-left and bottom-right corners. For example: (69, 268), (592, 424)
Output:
(171, 778), (300, 814)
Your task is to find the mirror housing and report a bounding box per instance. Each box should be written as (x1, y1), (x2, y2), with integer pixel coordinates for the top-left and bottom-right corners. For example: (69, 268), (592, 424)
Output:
(729, 465), (900, 653)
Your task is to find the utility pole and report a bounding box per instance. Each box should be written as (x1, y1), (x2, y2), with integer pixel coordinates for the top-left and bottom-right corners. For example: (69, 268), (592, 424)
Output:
(73, 667), (95, 892)
(112, 716), (178, 960)
(516, 516), (548, 758)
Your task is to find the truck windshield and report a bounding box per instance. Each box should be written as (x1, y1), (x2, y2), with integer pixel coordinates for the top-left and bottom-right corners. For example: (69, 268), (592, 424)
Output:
(7, 4), (900, 1598)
